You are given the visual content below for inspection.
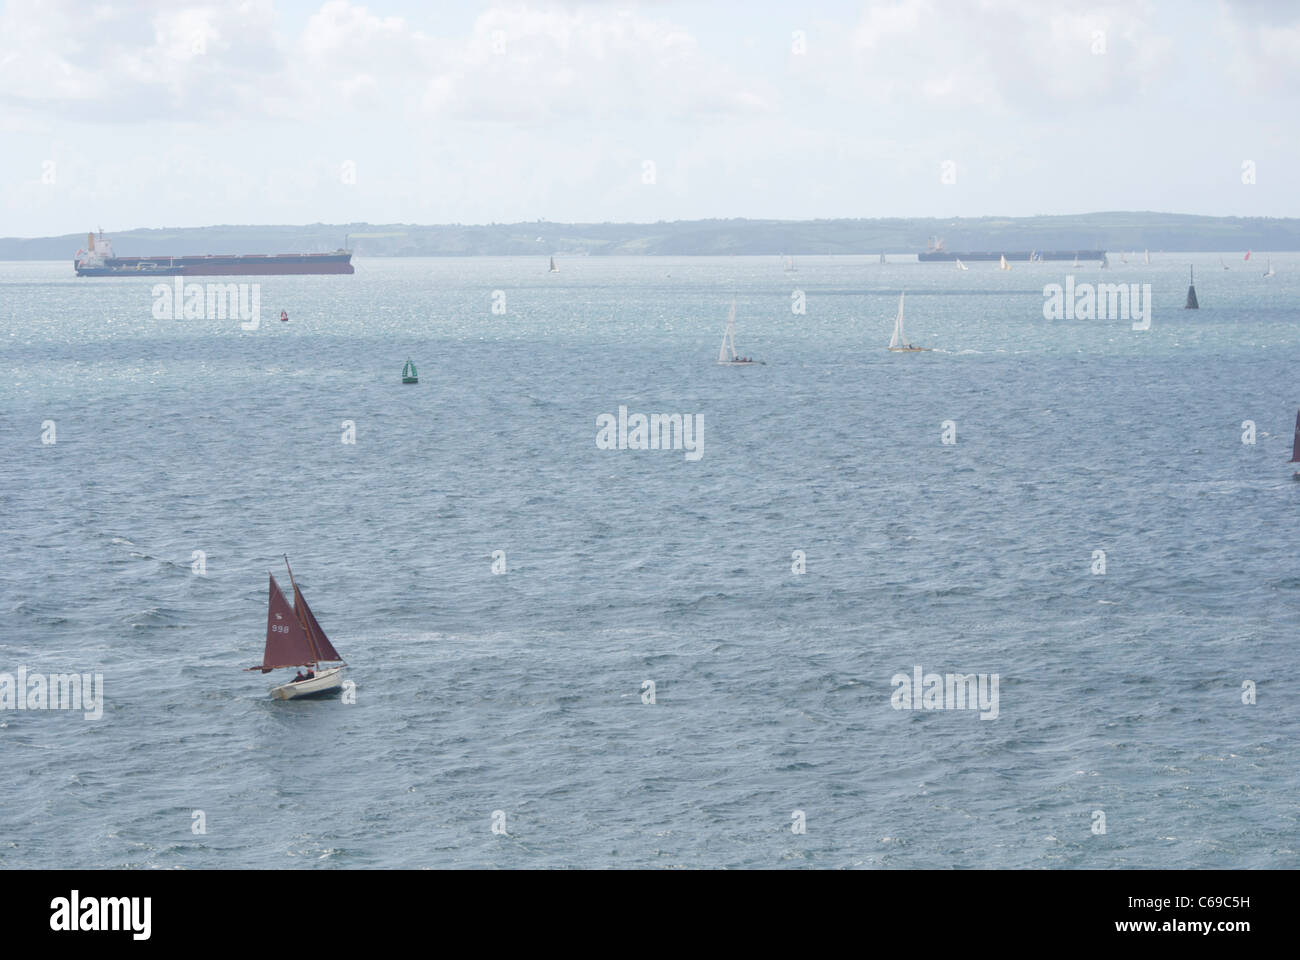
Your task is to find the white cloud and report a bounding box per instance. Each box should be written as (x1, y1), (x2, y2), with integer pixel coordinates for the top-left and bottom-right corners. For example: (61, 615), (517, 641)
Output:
(845, 0), (1173, 113)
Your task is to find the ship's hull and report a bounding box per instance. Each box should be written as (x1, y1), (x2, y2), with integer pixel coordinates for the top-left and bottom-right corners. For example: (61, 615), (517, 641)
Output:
(270, 666), (345, 700)
(75, 253), (354, 277)
(918, 250), (1105, 262)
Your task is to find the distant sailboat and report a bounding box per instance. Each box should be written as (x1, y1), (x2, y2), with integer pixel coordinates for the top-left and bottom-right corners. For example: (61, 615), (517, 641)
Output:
(784, 256), (797, 273)
(247, 557), (346, 700)
(879, 253), (887, 265)
(1220, 256), (1230, 271)
(1144, 249), (1150, 265)
(549, 256), (558, 273)
(1072, 254), (1079, 268)
(1185, 266), (1199, 309)
(887, 291), (930, 352)
(1264, 258), (1275, 278)
(955, 258), (968, 271)
(717, 299), (761, 365)
(1244, 250), (1251, 261)
(999, 254), (1010, 271)
(1100, 254), (1109, 269)
(1291, 410), (1300, 479)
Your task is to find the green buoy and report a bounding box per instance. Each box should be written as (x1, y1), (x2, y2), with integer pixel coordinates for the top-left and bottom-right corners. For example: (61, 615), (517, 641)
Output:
(401, 359), (418, 384)
(1185, 266), (1198, 309)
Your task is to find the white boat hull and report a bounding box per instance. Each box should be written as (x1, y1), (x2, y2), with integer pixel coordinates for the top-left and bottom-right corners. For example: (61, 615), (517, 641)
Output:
(270, 666), (345, 700)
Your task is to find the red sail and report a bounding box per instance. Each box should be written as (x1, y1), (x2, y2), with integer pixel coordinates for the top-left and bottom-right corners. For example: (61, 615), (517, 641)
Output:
(294, 584), (343, 662)
(261, 574), (317, 672)
(1291, 410), (1300, 463)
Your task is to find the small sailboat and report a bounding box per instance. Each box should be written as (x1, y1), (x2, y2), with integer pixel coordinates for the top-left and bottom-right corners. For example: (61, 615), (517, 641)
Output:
(1264, 258), (1275, 278)
(279, 309), (289, 323)
(548, 256), (558, 273)
(401, 359), (418, 384)
(1100, 253), (1110, 269)
(1185, 266), (1199, 309)
(784, 256), (797, 273)
(887, 291), (930, 352)
(999, 254), (1010, 271)
(1143, 249), (1151, 265)
(247, 557), (347, 700)
(717, 298), (761, 365)
(1291, 410), (1300, 479)
(1072, 254), (1079, 268)
(955, 258), (968, 271)
(879, 253), (887, 265)
(1220, 256), (1230, 270)
(1244, 250), (1251, 261)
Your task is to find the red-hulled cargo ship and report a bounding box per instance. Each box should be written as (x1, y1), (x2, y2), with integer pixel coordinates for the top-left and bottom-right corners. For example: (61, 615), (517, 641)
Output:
(74, 231), (354, 277)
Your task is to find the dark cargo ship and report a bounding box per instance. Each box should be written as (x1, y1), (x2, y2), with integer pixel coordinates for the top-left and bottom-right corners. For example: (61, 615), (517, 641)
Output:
(74, 231), (354, 276)
(916, 237), (1104, 262)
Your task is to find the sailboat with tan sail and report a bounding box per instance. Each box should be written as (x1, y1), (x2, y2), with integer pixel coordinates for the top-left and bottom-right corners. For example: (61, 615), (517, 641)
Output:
(246, 556), (347, 699)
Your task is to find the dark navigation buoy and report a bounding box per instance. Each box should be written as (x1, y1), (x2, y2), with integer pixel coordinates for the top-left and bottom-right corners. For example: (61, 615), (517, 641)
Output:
(1184, 266), (1198, 309)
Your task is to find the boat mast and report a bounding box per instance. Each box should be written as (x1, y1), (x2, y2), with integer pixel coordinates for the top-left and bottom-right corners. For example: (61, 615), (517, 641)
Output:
(284, 554), (321, 667)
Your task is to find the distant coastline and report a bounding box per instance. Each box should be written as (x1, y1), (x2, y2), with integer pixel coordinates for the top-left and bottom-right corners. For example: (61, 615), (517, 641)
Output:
(4, 212), (1300, 260)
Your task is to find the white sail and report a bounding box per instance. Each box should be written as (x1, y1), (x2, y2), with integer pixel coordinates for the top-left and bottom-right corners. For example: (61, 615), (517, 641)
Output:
(880, 253), (886, 264)
(718, 299), (738, 362)
(1072, 254), (1079, 267)
(889, 292), (905, 349)
(956, 258), (968, 271)
(1000, 254), (1010, 271)
(1144, 249), (1150, 265)
(1264, 258), (1275, 278)
(549, 256), (558, 272)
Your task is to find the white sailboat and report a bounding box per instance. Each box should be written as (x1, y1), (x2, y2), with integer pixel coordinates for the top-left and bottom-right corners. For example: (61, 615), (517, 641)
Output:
(1144, 249), (1150, 265)
(955, 258), (968, 271)
(887, 291), (930, 352)
(879, 253), (887, 264)
(784, 256), (797, 273)
(1100, 253), (1109, 269)
(999, 254), (1010, 271)
(1220, 256), (1230, 270)
(1072, 254), (1079, 268)
(549, 256), (558, 273)
(717, 299), (761, 365)
(1264, 258), (1275, 278)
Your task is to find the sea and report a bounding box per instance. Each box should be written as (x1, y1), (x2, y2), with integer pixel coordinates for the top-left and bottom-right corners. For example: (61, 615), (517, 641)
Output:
(1, 253), (1297, 869)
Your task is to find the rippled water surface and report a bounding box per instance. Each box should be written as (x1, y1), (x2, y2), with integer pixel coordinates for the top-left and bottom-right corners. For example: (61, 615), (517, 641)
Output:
(2, 254), (1298, 868)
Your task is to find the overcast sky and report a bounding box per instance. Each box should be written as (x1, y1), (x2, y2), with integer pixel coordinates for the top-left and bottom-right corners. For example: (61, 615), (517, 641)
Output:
(1, 0), (1296, 237)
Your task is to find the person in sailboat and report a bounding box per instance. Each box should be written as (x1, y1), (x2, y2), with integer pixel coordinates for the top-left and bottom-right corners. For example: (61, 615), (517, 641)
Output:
(294, 669), (306, 682)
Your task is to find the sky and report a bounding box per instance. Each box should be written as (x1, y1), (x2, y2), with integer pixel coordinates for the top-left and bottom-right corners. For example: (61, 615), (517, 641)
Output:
(1, 0), (1297, 237)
